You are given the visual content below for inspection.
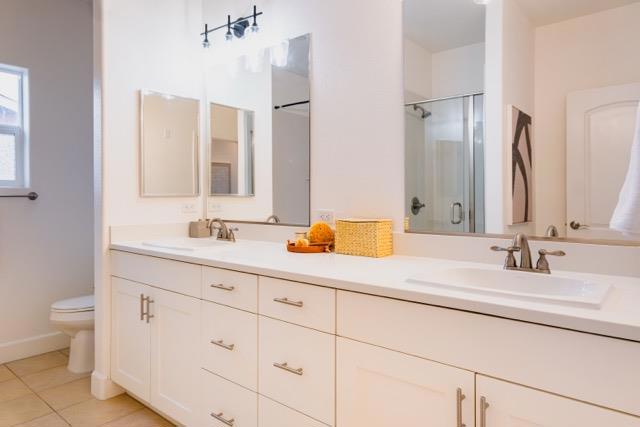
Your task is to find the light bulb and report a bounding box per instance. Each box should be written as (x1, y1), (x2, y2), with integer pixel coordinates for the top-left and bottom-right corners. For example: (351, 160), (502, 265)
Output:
(225, 31), (233, 42)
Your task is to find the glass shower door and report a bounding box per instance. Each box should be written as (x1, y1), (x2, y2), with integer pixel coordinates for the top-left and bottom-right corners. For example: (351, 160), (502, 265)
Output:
(405, 94), (484, 234)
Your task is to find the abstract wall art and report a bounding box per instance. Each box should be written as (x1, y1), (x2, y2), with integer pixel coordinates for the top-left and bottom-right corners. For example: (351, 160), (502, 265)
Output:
(510, 105), (533, 224)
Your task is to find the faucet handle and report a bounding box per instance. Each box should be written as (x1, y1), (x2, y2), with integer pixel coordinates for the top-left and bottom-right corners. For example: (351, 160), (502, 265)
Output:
(490, 245), (520, 253)
(491, 246), (520, 269)
(536, 249), (566, 273)
(538, 249), (565, 257)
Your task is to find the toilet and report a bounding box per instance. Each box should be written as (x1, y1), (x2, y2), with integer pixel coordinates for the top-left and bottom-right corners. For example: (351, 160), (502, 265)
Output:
(50, 295), (95, 374)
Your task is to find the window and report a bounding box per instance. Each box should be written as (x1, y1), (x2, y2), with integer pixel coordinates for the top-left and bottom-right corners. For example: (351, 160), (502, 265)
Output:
(0, 64), (28, 188)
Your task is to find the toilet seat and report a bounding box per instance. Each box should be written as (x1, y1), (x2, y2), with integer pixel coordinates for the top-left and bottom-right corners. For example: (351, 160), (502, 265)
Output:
(51, 295), (94, 313)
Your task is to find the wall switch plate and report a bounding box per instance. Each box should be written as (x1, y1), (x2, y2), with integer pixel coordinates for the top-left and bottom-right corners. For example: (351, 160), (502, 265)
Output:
(181, 203), (197, 214)
(314, 209), (335, 225)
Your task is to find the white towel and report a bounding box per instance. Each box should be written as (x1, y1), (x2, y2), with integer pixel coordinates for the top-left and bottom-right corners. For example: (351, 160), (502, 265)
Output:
(610, 102), (640, 235)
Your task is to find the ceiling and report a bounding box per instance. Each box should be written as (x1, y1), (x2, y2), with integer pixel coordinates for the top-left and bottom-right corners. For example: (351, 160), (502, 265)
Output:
(515, 0), (640, 26)
(403, 0), (486, 53)
(404, 0), (640, 53)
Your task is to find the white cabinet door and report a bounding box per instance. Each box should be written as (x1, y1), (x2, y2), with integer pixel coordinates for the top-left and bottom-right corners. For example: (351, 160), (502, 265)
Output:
(337, 337), (474, 427)
(477, 376), (640, 427)
(111, 277), (151, 401)
(150, 287), (201, 426)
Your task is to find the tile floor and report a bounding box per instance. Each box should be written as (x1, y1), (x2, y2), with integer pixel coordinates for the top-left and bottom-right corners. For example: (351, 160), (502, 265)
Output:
(0, 350), (174, 427)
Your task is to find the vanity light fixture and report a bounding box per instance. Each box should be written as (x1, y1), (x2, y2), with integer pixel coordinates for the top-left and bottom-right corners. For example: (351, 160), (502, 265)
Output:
(200, 5), (263, 48)
(473, 0), (491, 4)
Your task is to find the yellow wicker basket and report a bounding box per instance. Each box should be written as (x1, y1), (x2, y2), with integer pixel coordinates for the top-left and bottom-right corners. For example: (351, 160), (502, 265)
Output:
(335, 219), (393, 258)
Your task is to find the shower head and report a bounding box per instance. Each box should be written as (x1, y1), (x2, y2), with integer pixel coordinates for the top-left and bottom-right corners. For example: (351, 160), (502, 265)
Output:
(413, 104), (431, 119)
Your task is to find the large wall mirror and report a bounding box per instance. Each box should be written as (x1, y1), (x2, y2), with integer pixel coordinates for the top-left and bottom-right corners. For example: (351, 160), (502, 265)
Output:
(403, 0), (640, 245)
(140, 90), (200, 197)
(206, 34), (311, 226)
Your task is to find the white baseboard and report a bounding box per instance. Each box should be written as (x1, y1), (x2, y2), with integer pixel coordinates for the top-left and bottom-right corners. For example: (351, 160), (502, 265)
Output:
(91, 370), (124, 400)
(0, 332), (70, 364)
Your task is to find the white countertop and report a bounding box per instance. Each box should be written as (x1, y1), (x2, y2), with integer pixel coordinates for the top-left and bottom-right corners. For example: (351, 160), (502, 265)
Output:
(110, 239), (640, 342)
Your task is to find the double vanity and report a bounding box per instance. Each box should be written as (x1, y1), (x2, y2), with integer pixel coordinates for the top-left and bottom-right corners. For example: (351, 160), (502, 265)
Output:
(107, 236), (640, 427)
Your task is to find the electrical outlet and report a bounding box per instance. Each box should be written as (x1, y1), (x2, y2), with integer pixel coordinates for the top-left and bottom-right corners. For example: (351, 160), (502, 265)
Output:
(314, 209), (335, 224)
(181, 203), (197, 214)
(208, 202), (222, 212)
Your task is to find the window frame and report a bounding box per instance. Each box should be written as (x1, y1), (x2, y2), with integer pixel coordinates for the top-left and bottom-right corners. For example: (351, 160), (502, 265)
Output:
(0, 63), (29, 190)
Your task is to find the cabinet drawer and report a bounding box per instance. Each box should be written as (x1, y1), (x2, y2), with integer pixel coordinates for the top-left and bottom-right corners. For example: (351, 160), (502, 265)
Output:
(201, 370), (257, 427)
(258, 316), (335, 425)
(202, 267), (258, 312)
(111, 250), (201, 297)
(201, 301), (258, 391)
(259, 277), (335, 333)
(259, 395), (328, 427)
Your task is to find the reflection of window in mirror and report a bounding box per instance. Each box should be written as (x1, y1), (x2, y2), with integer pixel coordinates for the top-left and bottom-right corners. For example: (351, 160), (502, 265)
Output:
(210, 103), (254, 196)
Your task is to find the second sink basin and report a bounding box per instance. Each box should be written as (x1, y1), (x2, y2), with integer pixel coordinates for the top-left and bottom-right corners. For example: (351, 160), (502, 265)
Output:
(407, 267), (611, 308)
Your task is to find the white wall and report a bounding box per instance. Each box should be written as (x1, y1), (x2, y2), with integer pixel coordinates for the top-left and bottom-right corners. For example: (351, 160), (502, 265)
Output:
(404, 38), (432, 102)
(203, 0), (405, 229)
(0, 0), (94, 363)
(534, 3), (640, 236)
(484, 0), (535, 234)
(102, 0), (204, 227)
(404, 39), (484, 102)
(431, 42), (485, 99)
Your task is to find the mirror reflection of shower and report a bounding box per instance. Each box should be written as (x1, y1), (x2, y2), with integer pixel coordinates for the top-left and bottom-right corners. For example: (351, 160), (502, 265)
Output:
(413, 104), (431, 119)
(405, 93), (485, 234)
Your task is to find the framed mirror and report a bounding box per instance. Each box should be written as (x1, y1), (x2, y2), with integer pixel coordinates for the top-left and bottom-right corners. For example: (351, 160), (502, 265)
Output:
(140, 90), (200, 197)
(403, 0), (640, 245)
(205, 33), (311, 226)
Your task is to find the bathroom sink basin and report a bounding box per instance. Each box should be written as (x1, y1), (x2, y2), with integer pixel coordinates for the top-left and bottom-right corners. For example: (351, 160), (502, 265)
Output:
(407, 267), (611, 308)
(141, 238), (230, 252)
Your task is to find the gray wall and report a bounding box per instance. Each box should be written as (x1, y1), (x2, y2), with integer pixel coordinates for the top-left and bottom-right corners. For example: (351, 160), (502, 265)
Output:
(0, 0), (94, 362)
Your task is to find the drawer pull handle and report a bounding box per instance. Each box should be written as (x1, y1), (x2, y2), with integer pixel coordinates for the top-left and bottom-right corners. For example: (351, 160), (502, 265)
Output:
(273, 297), (304, 308)
(273, 362), (303, 376)
(210, 412), (235, 426)
(211, 339), (235, 351)
(210, 283), (235, 292)
(139, 294), (145, 321)
(456, 388), (466, 427)
(142, 296), (154, 323)
(480, 396), (489, 427)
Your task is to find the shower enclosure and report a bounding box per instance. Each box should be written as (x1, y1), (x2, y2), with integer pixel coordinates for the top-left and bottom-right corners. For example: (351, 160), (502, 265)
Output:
(405, 93), (485, 234)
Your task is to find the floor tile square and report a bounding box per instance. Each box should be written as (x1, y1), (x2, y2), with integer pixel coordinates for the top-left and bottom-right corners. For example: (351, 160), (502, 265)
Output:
(0, 393), (52, 427)
(14, 412), (70, 427)
(36, 377), (93, 411)
(0, 378), (31, 403)
(21, 366), (89, 392)
(0, 366), (16, 383)
(102, 408), (175, 427)
(58, 394), (143, 427)
(7, 352), (68, 378)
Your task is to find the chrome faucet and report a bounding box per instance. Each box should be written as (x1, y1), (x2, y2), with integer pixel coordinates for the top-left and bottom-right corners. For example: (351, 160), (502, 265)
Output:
(208, 218), (238, 242)
(491, 233), (565, 274)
